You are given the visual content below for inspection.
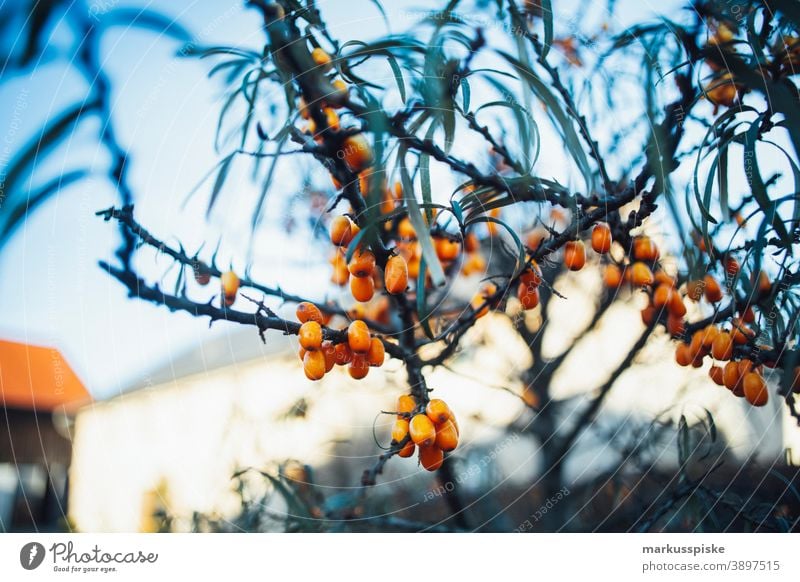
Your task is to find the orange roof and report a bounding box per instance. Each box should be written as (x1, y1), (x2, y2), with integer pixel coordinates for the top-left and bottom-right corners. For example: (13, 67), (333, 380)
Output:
(0, 340), (90, 411)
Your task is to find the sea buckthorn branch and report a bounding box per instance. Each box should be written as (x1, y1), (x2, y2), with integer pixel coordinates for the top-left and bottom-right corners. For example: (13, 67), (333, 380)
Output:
(95, 205), (396, 334)
(99, 260), (349, 343)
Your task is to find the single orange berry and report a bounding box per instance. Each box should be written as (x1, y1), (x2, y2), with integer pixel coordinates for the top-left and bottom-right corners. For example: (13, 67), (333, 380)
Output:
(711, 332), (734, 360)
(348, 248), (376, 277)
(591, 223), (612, 253)
(604, 264), (623, 288)
(321, 341), (336, 372)
(384, 255), (409, 294)
(425, 399), (452, 424)
(409, 414), (436, 447)
(311, 47), (332, 70)
(398, 441), (416, 458)
(303, 350), (326, 381)
(348, 353), (369, 379)
(564, 240), (586, 271)
(723, 361), (743, 394)
(334, 342), (353, 365)
(296, 301), (323, 323)
(435, 238), (460, 262)
(341, 134), (373, 173)
(631, 262), (655, 287)
(653, 284), (673, 308)
(367, 338), (385, 367)
(391, 418), (410, 443)
(419, 445), (444, 471)
(347, 320), (371, 353)
(654, 271), (676, 287)
(632, 236), (659, 261)
(743, 372), (768, 406)
(330, 216), (356, 246)
(520, 260), (543, 287)
(686, 279), (704, 301)
(350, 275), (375, 302)
(435, 420), (459, 452)
(666, 313), (685, 337)
(704, 275), (723, 303)
(299, 321), (323, 351)
(701, 325), (720, 349)
(518, 283), (540, 310)
(709, 366), (725, 386)
(221, 270), (240, 305)
(397, 217), (416, 240)
(641, 305), (657, 326)
(464, 233), (480, 253)
(397, 394), (416, 417)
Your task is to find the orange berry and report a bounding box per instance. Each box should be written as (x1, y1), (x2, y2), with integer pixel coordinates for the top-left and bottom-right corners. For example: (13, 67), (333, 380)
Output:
(743, 372), (768, 406)
(461, 252), (487, 276)
(668, 292), (687, 317)
(464, 233), (480, 253)
(591, 223), (612, 253)
(367, 338), (385, 367)
(711, 332), (733, 360)
(435, 238), (460, 262)
(709, 366), (725, 386)
(425, 399), (452, 424)
(723, 361), (743, 395)
(398, 441), (416, 458)
(701, 325), (720, 349)
(303, 350), (326, 381)
(330, 216), (357, 246)
(409, 414), (436, 447)
(471, 282), (497, 318)
(631, 262), (655, 287)
(731, 319), (754, 345)
(654, 271), (676, 287)
(666, 313), (685, 337)
(742, 306), (755, 323)
(298, 346), (307, 361)
(520, 260), (543, 287)
(653, 284), (673, 308)
(419, 445), (444, 471)
(334, 342), (353, 365)
(347, 320), (371, 353)
(397, 217), (416, 240)
(348, 353), (370, 379)
(221, 270), (240, 305)
(724, 256), (740, 278)
(331, 264), (349, 286)
(384, 255), (409, 294)
(299, 321), (323, 351)
(564, 240), (586, 271)
(391, 418), (410, 443)
(518, 283), (540, 310)
(435, 420), (459, 452)
(348, 248), (376, 277)
(633, 236), (658, 261)
(397, 394), (416, 417)
(704, 275), (723, 303)
(321, 341), (336, 372)
(675, 343), (692, 367)
(341, 134), (373, 173)
(604, 264), (623, 288)
(311, 47), (332, 70)
(296, 301), (323, 323)
(686, 279), (704, 301)
(641, 305), (657, 326)
(350, 275), (375, 302)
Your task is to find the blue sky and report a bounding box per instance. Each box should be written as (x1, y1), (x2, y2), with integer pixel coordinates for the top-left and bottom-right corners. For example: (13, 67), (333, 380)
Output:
(0, 0), (704, 399)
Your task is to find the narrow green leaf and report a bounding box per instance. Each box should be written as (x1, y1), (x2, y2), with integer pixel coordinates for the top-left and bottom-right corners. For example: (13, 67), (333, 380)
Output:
(540, 0), (553, 60)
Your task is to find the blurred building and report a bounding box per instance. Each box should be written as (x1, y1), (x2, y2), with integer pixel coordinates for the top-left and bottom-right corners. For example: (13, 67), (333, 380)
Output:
(0, 339), (90, 531)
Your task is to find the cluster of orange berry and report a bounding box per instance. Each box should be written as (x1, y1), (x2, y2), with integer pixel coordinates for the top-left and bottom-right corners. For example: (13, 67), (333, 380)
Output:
(390, 395), (459, 471)
(328, 215), (410, 302)
(295, 301), (384, 380)
(675, 316), (771, 407)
